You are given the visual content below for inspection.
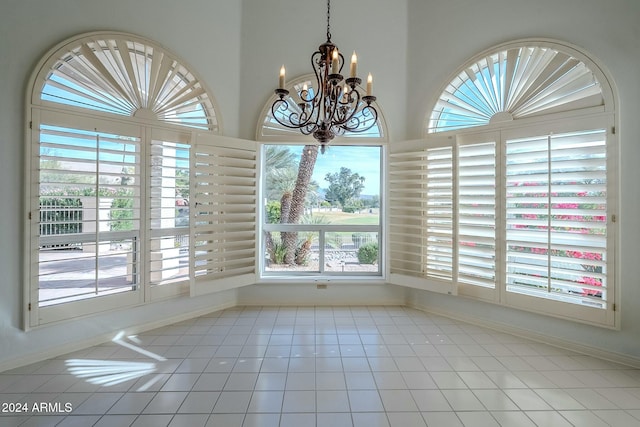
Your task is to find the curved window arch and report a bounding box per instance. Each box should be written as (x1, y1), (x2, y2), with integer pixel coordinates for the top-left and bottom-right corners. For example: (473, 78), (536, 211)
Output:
(395, 39), (618, 327)
(257, 74), (388, 142)
(256, 76), (387, 279)
(25, 32), (233, 328)
(427, 40), (614, 134)
(31, 31), (220, 132)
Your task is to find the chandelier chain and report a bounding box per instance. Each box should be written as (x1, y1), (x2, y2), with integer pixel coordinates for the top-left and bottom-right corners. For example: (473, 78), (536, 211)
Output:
(326, 0), (331, 41)
(271, 0), (378, 149)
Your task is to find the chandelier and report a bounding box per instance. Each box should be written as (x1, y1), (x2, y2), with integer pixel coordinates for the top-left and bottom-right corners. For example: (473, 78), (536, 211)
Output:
(272, 0), (378, 153)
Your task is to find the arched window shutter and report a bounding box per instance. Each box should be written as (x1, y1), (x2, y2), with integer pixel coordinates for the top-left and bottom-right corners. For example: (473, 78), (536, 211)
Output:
(34, 32), (220, 132)
(428, 43), (607, 134)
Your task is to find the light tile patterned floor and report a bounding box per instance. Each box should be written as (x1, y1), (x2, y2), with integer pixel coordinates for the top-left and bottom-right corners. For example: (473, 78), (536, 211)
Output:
(1, 306), (640, 426)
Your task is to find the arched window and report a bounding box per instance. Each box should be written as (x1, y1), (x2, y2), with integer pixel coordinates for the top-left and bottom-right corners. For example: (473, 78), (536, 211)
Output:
(33, 31), (220, 131)
(390, 40), (617, 327)
(255, 75), (388, 279)
(427, 41), (612, 133)
(25, 32), (248, 328)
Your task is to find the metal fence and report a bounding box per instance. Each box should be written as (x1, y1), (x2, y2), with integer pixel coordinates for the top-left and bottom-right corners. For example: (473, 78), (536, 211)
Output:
(40, 198), (83, 236)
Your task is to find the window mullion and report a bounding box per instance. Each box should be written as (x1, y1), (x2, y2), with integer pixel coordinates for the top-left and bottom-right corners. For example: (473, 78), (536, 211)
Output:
(546, 134), (552, 294)
(94, 133), (100, 296)
(497, 132), (507, 304)
(453, 142), (459, 284)
(319, 229), (325, 275)
(140, 126), (150, 301)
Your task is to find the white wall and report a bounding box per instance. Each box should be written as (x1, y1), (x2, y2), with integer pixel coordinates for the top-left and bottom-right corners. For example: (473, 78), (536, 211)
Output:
(238, 0), (409, 141)
(237, 283), (407, 307)
(0, 0), (639, 368)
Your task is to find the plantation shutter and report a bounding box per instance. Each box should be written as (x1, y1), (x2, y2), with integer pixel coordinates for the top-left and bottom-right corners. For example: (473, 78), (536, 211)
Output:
(31, 111), (142, 325)
(505, 128), (609, 309)
(428, 44), (605, 134)
(457, 137), (497, 290)
(191, 134), (257, 296)
(148, 130), (191, 297)
(388, 137), (456, 295)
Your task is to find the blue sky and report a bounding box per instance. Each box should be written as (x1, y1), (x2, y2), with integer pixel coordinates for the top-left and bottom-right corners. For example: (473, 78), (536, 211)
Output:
(287, 145), (381, 196)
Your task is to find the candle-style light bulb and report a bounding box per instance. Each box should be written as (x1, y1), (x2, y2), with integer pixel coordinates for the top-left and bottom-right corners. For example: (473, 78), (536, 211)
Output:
(350, 51), (357, 78)
(366, 73), (373, 96)
(332, 49), (339, 74)
(279, 65), (286, 89)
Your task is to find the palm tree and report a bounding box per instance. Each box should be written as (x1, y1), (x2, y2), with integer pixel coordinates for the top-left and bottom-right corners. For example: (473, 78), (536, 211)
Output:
(281, 145), (318, 265)
(265, 145), (297, 174)
(263, 144), (319, 265)
(263, 146), (298, 260)
(295, 214), (330, 265)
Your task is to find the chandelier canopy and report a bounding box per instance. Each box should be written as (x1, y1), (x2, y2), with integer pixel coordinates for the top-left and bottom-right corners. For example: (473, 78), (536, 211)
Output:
(272, 0), (378, 153)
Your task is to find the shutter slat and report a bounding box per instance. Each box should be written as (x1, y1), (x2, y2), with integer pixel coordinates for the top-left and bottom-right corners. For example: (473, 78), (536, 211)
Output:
(192, 135), (256, 294)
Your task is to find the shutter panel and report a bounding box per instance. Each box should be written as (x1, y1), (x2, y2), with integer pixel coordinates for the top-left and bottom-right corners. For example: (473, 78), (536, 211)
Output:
(149, 134), (191, 292)
(506, 134), (554, 298)
(425, 145), (454, 280)
(549, 130), (608, 306)
(457, 140), (497, 289)
(388, 137), (456, 294)
(505, 129), (608, 309)
(191, 134), (257, 296)
(389, 139), (429, 278)
(33, 115), (142, 324)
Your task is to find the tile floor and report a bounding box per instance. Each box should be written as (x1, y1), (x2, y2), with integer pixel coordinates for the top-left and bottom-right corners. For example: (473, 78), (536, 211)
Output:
(1, 306), (640, 426)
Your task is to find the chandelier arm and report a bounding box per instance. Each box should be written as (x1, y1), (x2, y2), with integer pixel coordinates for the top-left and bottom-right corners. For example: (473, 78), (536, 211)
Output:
(330, 86), (362, 125)
(300, 123), (317, 135)
(341, 104), (379, 133)
(307, 51), (324, 105)
(271, 98), (318, 130)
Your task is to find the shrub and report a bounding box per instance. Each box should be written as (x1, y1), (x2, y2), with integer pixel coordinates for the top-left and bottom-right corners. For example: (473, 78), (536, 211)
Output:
(269, 241), (287, 264)
(266, 200), (281, 224)
(357, 242), (378, 264)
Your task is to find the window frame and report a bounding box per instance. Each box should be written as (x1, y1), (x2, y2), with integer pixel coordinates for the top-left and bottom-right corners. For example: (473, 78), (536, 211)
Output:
(416, 39), (618, 328)
(23, 31), (237, 329)
(425, 38), (615, 135)
(257, 142), (386, 282)
(255, 72), (390, 283)
(419, 109), (618, 328)
(27, 109), (146, 326)
(498, 116), (616, 327)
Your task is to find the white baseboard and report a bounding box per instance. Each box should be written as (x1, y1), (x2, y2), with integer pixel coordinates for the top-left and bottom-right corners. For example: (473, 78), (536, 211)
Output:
(408, 301), (640, 369)
(0, 300), (236, 373)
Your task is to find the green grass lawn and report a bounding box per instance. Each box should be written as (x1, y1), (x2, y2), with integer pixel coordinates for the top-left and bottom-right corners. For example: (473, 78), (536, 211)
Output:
(310, 210), (379, 225)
